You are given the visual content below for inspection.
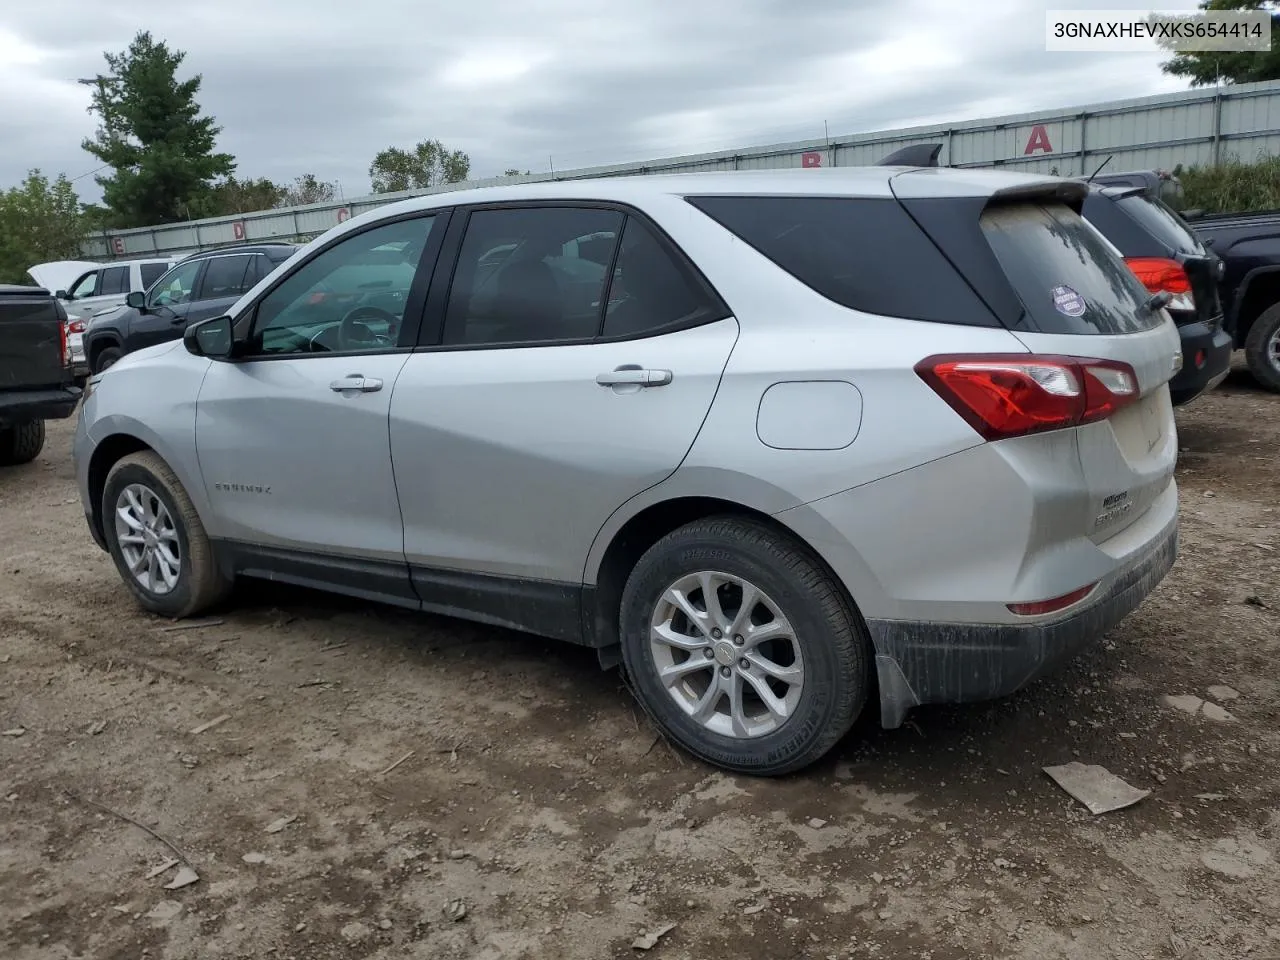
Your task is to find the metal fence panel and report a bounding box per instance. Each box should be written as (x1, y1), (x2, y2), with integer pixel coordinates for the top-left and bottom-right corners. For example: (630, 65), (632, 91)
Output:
(81, 79), (1280, 260)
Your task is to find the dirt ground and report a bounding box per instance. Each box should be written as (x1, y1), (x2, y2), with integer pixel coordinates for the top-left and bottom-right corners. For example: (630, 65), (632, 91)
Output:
(2, 360), (1278, 960)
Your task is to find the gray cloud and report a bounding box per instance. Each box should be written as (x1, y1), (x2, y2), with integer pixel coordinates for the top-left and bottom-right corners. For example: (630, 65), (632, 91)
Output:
(0, 0), (1199, 204)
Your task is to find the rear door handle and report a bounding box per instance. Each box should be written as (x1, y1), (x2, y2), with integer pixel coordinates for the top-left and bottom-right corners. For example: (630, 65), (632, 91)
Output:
(595, 366), (672, 388)
(330, 376), (383, 393)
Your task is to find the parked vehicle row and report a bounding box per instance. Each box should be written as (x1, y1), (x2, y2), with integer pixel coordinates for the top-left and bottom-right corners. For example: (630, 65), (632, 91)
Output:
(76, 168), (1182, 776)
(82, 244), (298, 373)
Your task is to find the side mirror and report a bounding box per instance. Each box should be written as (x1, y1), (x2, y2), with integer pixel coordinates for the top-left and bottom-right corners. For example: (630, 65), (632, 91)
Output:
(184, 315), (235, 360)
(125, 291), (146, 310)
(55, 289), (69, 300)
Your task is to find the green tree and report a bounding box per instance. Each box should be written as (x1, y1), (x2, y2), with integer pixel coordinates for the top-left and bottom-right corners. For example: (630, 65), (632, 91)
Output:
(0, 171), (85, 284)
(210, 176), (286, 215)
(369, 140), (470, 193)
(1160, 1), (1280, 85)
(81, 31), (235, 227)
(280, 173), (338, 206)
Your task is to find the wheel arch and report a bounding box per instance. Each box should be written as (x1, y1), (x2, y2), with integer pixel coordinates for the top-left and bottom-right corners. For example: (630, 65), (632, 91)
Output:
(86, 331), (123, 371)
(584, 480), (874, 671)
(1231, 265), (1280, 343)
(85, 420), (215, 547)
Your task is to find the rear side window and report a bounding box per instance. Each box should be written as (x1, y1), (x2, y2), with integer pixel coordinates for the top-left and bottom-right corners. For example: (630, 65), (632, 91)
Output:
(981, 202), (1160, 335)
(99, 266), (129, 296)
(687, 196), (997, 327)
(198, 256), (253, 300)
(139, 261), (170, 289)
(1113, 194), (1201, 257)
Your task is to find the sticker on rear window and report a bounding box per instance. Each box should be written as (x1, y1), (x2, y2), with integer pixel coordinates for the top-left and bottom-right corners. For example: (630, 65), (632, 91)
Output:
(1051, 285), (1086, 318)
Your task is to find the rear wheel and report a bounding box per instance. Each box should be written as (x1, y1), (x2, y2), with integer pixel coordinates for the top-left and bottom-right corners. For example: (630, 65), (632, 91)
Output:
(619, 516), (870, 776)
(1244, 303), (1280, 393)
(94, 347), (122, 374)
(0, 421), (45, 466)
(102, 451), (231, 618)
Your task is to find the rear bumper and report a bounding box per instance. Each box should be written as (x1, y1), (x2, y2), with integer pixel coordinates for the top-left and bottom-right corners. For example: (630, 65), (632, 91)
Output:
(0, 386), (82, 425)
(867, 507), (1177, 728)
(1169, 319), (1233, 406)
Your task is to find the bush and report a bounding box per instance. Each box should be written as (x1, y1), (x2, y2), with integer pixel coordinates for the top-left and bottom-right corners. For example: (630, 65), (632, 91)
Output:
(1173, 154), (1280, 215)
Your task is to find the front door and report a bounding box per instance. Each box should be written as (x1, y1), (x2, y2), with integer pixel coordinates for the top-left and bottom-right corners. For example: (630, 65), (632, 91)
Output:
(391, 206), (738, 590)
(128, 259), (205, 351)
(194, 213), (446, 600)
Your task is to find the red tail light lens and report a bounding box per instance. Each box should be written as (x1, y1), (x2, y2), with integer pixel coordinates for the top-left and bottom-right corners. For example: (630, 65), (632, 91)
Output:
(67, 319), (86, 335)
(1008, 582), (1097, 616)
(915, 354), (1139, 440)
(1124, 256), (1195, 311)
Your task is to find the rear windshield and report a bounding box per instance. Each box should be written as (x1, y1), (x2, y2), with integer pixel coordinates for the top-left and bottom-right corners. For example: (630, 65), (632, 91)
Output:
(1114, 194), (1202, 256)
(980, 202), (1163, 335)
(686, 195), (999, 327)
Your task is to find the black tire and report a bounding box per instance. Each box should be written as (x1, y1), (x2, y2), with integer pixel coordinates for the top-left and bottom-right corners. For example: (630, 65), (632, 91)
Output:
(95, 347), (122, 373)
(0, 421), (46, 466)
(102, 450), (231, 618)
(619, 516), (870, 776)
(1244, 303), (1280, 393)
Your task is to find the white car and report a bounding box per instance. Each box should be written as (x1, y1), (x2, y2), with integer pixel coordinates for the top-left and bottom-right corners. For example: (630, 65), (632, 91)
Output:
(31, 258), (178, 376)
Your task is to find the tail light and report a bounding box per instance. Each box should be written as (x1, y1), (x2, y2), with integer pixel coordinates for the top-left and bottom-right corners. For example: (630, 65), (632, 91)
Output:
(1008, 582), (1097, 616)
(1124, 257), (1195, 312)
(915, 354), (1140, 441)
(67, 319), (86, 335)
(59, 320), (70, 368)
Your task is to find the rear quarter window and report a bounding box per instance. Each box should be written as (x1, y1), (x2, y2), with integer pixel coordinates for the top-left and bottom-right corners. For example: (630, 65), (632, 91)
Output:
(980, 202), (1163, 335)
(686, 195), (999, 327)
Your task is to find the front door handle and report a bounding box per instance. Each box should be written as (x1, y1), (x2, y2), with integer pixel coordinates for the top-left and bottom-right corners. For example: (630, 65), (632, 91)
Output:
(329, 376), (383, 393)
(595, 366), (672, 388)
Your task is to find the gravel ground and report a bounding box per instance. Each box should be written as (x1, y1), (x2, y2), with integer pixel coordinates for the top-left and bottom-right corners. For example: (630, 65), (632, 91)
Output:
(2, 361), (1278, 960)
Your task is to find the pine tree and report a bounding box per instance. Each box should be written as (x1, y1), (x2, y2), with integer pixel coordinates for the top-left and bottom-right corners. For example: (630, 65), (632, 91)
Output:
(81, 31), (235, 227)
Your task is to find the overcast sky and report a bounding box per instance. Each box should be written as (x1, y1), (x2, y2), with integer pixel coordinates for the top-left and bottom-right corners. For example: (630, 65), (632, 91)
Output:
(1, 0), (1203, 203)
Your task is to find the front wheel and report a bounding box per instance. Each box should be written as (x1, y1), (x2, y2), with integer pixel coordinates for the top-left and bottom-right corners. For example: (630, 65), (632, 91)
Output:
(102, 450), (231, 618)
(1244, 303), (1280, 393)
(94, 347), (122, 374)
(619, 516), (870, 776)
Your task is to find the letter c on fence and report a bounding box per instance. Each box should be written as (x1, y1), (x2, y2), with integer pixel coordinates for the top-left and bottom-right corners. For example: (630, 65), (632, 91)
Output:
(801, 152), (823, 168)
(232, 221), (246, 241)
(337, 208), (351, 223)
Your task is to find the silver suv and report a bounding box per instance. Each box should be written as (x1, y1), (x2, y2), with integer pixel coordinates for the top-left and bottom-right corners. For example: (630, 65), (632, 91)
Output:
(74, 169), (1182, 775)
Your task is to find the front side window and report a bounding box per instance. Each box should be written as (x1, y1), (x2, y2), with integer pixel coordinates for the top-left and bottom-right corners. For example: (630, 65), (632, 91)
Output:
(198, 255), (253, 300)
(68, 271), (99, 299)
(248, 215), (438, 356)
(148, 260), (203, 308)
(443, 207), (623, 346)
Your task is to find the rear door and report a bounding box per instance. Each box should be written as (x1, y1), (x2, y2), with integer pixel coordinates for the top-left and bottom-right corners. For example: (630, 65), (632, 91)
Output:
(390, 204), (738, 595)
(76, 264), (131, 318)
(127, 259), (206, 352)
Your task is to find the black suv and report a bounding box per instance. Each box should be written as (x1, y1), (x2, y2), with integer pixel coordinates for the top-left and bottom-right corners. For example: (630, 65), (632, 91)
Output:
(83, 243), (298, 373)
(1080, 185), (1232, 406)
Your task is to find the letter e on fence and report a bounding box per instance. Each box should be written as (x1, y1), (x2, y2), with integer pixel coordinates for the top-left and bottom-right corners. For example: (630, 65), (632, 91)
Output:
(801, 151), (823, 168)
(111, 237), (125, 256)
(232, 221), (246, 241)
(337, 207), (351, 223)
(1024, 125), (1054, 155)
